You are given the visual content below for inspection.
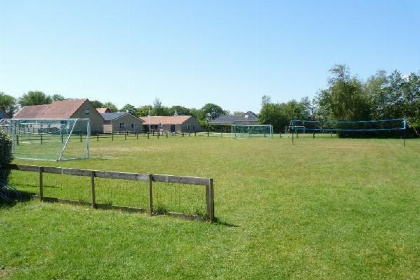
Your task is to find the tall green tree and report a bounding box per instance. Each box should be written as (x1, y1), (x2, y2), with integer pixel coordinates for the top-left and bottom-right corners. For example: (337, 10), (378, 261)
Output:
(121, 104), (138, 116)
(0, 92), (18, 117)
(316, 65), (370, 121)
(259, 98), (311, 133)
(169, 106), (191, 116)
(103, 102), (118, 113)
(137, 105), (152, 117)
(400, 72), (420, 126)
(201, 103), (225, 121)
(19, 91), (52, 107)
(90, 100), (104, 108)
(365, 70), (389, 119)
(153, 98), (163, 116)
(259, 102), (289, 133)
(52, 94), (66, 101)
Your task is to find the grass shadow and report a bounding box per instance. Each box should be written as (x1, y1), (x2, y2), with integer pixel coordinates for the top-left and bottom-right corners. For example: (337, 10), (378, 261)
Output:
(0, 188), (35, 208)
(212, 217), (238, 227)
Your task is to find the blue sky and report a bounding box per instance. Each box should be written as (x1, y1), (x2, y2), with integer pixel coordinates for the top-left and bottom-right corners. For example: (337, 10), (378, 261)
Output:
(1, 0), (419, 114)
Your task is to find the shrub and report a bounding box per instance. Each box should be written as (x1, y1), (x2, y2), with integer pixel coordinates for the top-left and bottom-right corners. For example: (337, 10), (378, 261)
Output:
(0, 130), (13, 183)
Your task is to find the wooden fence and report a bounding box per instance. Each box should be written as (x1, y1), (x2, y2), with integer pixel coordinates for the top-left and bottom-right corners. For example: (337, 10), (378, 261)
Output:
(6, 164), (214, 222)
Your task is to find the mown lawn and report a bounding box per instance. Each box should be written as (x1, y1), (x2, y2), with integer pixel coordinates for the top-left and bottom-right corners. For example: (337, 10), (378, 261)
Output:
(1, 135), (419, 279)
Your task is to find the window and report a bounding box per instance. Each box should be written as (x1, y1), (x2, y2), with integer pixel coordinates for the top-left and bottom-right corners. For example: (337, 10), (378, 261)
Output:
(84, 108), (90, 115)
(119, 123), (125, 129)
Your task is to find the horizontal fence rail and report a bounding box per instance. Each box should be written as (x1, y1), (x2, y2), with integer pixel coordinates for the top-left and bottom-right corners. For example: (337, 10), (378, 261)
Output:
(5, 164), (214, 222)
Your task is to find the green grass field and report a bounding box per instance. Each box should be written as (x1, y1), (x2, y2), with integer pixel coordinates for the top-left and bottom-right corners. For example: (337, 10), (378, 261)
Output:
(1, 136), (419, 279)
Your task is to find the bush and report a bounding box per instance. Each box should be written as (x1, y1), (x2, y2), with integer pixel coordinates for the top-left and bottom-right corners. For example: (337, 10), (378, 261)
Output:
(0, 130), (13, 183)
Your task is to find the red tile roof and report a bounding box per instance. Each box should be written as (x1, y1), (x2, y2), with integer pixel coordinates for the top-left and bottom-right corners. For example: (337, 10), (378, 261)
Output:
(140, 116), (193, 125)
(13, 104), (50, 118)
(13, 99), (88, 119)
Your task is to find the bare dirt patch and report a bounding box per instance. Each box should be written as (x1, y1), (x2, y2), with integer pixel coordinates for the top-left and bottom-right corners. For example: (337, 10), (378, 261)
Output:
(0, 266), (13, 278)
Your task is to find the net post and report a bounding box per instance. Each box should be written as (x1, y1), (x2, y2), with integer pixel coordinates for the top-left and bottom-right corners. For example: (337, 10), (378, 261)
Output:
(86, 119), (91, 159)
(91, 171), (96, 209)
(403, 118), (407, 147)
(206, 178), (214, 222)
(148, 174), (153, 216)
(39, 166), (44, 201)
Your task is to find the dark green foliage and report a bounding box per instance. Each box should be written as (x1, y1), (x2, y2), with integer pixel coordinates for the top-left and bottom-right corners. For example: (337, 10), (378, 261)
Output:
(0, 92), (18, 117)
(317, 65), (420, 127)
(0, 130), (13, 183)
(317, 65), (371, 121)
(121, 104), (138, 116)
(18, 91), (52, 106)
(259, 98), (311, 133)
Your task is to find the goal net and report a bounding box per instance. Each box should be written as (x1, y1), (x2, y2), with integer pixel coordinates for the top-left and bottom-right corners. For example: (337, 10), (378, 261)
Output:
(232, 124), (273, 138)
(9, 118), (90, 161)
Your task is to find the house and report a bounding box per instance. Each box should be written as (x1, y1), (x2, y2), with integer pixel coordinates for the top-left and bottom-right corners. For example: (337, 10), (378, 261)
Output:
(140, 116), (202, 133)
(13, 99), (104, 134)
(209, 111), (259, 126)
(102, 112), (143, 133)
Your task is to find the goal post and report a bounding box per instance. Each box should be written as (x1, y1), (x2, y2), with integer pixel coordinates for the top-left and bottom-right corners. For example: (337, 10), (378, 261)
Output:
(231, 124), (273, 138)
(10, 118), (90, 161)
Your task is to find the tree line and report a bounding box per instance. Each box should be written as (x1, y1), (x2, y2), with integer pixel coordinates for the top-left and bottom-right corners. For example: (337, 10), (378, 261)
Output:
(259, 65), (420, 133)
(1, 64), (419, 133)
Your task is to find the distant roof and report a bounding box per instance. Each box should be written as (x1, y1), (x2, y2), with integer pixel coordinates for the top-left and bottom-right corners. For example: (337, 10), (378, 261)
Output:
(140, 115), (193, 125)
(96, 108), (112, 113)
(13, 104), (49, 118)
(13, 99), (89, 119)
(209, 111), (259, 125)
(102, 112), (142, 122)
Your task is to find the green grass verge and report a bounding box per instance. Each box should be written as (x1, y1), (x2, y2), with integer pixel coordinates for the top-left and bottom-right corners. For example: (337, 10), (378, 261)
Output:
(1, 136), (419, 279)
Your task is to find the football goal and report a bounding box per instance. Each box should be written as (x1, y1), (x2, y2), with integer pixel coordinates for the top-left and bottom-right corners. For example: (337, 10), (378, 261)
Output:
(10, 118), (90, 161)
(231, 124), (273, 138)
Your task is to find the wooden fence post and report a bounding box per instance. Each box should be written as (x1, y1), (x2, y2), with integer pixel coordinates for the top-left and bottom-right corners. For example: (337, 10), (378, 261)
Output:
(39, 166), (44, 201)
(91, 171), (96, 208)
(148, 174), (153, 216)
(206, 178), (214, 222)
